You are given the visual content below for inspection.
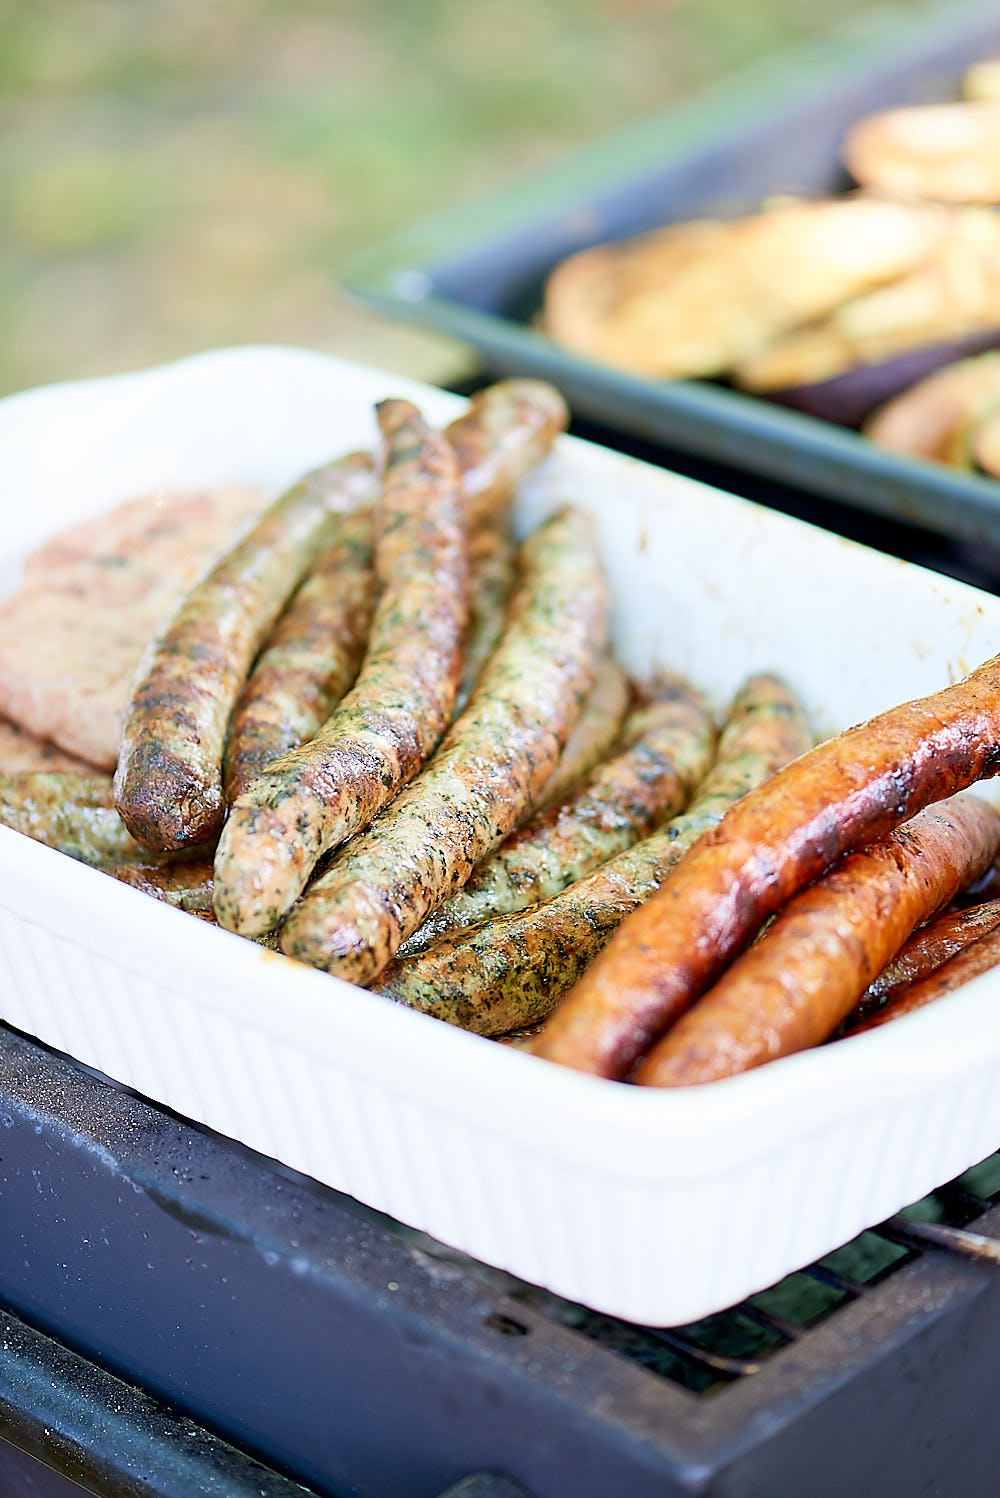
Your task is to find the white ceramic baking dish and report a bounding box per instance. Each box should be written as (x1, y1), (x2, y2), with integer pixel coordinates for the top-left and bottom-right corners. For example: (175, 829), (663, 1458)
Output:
(3, 345), (1000, 1326)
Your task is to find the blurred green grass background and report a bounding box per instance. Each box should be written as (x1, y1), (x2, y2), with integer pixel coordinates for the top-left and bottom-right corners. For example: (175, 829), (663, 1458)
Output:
(0, 0), (930, 396)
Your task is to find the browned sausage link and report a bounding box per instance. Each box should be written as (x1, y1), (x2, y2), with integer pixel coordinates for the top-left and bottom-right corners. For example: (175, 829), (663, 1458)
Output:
(537, 653), (631, 807)
(279, 506), (608, 985)
(377, 674), (809, 1037)
(443, 379), (568, 530)
(867, 896), (1000, 1005)
(636, 794), (1000, 1087)
(223, 380), (563, 795)
(531, 654), (1000, 1079)
(399, 676), (714, 955)
(843, 919), (1000, 1036)
(104, 858), (216, 915)
(223, 507), (377, 800)
(212, 401), (467, 937)
(451, 525), (517, 720)
(0, 771), (167, 865)
(113, 451), (375, 852)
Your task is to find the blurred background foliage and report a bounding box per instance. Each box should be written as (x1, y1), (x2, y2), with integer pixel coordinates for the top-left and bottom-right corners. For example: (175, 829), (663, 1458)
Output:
(1, 0), (929, 396)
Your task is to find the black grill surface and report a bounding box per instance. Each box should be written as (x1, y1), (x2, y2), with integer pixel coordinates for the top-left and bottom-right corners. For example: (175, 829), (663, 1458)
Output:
(4, 1020), (1000, 1498)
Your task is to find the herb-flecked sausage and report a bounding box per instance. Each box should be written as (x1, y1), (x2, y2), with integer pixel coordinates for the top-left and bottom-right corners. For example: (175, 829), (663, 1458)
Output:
(636, 794), (1000, 1086)
(532, 653), (1000, 1080)
(379, 674), (810, 1036)
(0, 771), (168, 865)
(399, 676), (715, 955)
(452, 526), (517, 720)
(278, 506), (608, 984)
(114, 450), (375, 852)
(221, 379), (566, 797)
(223, 507), (377, 799)
(537, 653), (631, 807)
(844, 920), (1000, 1036)
(443, 379), (568, 530)
(213, 400), (467, 937)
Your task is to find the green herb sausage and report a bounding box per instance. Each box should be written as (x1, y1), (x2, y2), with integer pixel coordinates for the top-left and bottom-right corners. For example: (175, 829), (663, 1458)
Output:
(399, 676), (714, 955)
(213, 400), (467, 936)
(223, 507), (377, 800)
(378, 676), (811, 1036)
(443, 379), (568, 530)
(452, 525), (517, 720)
(279, 506), (608, 985)
(114, 450), (375, 852)
(537, 652), (630, 807)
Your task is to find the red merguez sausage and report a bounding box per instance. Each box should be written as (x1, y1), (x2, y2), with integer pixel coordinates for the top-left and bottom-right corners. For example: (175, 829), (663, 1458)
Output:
(845, 895), (1000, 1031)
(844, 921), (1000, 1037)
(636, 794), (1000, 1086)
(531, 656), (1000, 1078)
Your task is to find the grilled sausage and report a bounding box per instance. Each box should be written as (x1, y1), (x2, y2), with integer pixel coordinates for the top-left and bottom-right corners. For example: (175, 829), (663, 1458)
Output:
(223, 507), (377, 799)
(279, 506), (608, 985)
(636, 793), (1000, 1086)
(537, 653), (631, 807)
(844, 918), (1000, 1036)
(452, 525), (517, 720)
(399, 676), (714, 955)
(105, 858), (216, 915)
(114, 451), (375, 852)
(443, 379), (568, 530)
(0, 771), (168, 865)
(840, 896), (1000, 1031)
(222, 378), (566, 797)
(869, 896), (1000, 1004)
(379, 674), (810, 1037)
(213, 401), (467, 937)
(531, 653), (1000, 1079)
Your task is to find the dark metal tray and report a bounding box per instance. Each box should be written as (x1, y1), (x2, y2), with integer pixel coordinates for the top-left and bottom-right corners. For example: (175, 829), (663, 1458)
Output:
(345, 0), (1000, 547)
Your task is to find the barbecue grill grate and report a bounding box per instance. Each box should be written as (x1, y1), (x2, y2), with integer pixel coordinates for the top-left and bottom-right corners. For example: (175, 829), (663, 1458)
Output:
(473, 1155), (1000, 1394)
(7, 1016), (1000, 1498)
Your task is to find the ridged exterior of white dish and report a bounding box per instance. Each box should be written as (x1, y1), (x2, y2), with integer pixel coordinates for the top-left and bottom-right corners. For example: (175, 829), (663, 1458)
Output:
(3, 346), (1000, 1325)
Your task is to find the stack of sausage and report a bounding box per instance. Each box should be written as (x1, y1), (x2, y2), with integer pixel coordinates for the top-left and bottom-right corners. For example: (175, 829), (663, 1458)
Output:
(4, 377), (1000, 1086)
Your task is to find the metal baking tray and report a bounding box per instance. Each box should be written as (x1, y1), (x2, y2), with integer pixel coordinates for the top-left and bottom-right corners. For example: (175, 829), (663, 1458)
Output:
(344, 0), (1000, 548)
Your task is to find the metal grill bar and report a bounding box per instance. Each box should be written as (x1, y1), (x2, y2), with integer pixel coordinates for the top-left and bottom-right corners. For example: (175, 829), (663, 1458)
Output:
(738, 1303), (805, 1343)
(931, 1183), (994, 1222)
(644, 1328), (762, 1380)
(877, 1217), (1000, 1265)
(800, 1264), (865, 1298)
